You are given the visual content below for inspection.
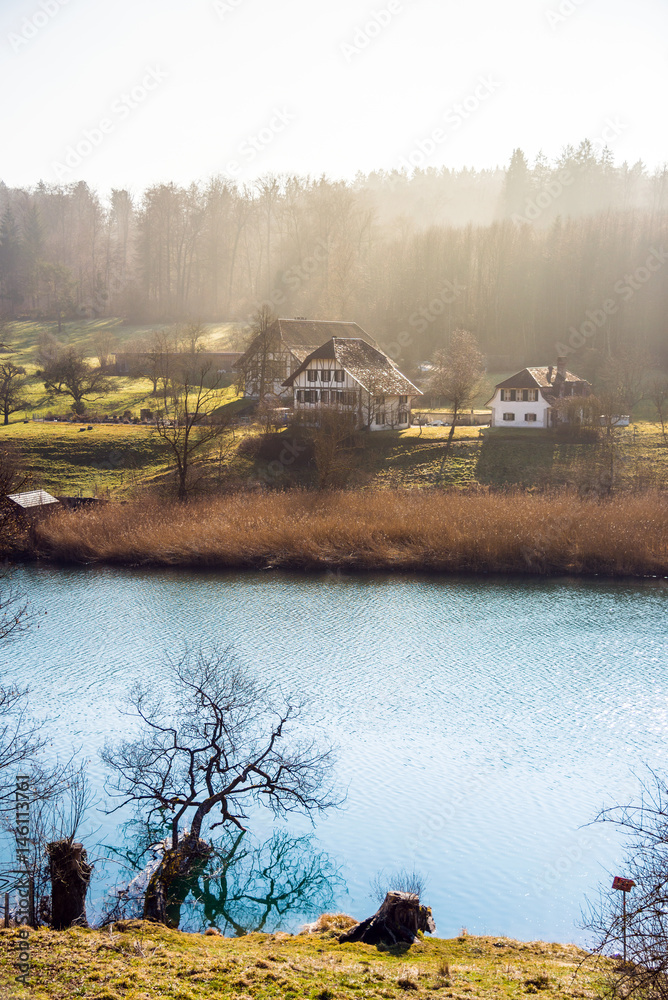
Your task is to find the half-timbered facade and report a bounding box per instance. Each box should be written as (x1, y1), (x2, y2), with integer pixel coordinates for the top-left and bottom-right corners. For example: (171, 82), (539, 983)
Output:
(283, 338), (421, 430)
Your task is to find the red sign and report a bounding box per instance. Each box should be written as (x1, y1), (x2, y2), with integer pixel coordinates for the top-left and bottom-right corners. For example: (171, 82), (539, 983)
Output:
(612, 877), (636, 892)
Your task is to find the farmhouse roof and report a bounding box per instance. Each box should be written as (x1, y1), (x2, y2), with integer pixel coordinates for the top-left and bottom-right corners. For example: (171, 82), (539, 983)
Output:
(283, 338), (422, 396)
(495, 367), (590, 390)
(7, 490), (60, 510)
(235, 319), (379, 368)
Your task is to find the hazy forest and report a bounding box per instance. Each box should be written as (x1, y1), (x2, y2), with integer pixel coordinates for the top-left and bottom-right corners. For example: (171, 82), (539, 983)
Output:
(1, 142), (667, 371)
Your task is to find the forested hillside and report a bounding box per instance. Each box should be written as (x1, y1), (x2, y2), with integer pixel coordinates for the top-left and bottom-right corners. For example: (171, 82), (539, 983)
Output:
(1, 142), (667, 368)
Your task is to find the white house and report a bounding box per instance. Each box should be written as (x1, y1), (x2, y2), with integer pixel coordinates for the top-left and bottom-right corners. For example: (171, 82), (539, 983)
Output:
(283, 338), (422, 430)
(487, 357), (592, 428)
(234, 318), (379, 399)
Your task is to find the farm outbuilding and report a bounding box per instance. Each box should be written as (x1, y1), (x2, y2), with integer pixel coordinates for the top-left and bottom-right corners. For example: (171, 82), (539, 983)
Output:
(7, 490), (61, 515)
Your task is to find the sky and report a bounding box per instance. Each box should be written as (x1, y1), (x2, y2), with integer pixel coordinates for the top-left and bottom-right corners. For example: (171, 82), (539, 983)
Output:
(0, 0), (666, 193)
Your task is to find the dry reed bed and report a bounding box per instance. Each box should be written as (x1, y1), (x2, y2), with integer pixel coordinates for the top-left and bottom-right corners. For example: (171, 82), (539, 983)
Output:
(32, 490), (668, 577)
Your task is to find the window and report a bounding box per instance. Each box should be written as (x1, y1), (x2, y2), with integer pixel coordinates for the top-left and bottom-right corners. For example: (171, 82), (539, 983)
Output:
(524, 413), (537, 422)
(320, 390), (329, 404)
(399, 395), (408, 404)
(307, 370), (318, 382)
(376, 412), (386, 425)
(374, 394), (385, 405)
(321, 369), (332, 382)
(503, 412), (515, 421)
(304, 389), (317, 403)
(345, 392), (357, 406)
(334, 370), (345, 382)
(501, 389), (517, 402)
(296, 390), (303, 403)
(528, 389), (538, 401)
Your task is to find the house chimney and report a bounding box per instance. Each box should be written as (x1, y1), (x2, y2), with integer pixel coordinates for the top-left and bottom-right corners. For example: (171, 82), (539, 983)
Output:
(547, 365), (553, 383)
(557, 356), (566, 379)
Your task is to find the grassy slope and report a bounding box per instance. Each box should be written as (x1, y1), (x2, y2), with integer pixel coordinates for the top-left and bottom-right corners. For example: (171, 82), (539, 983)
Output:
(0, 922), (609, 1000)
(342, 424), (667, 492)
(1, 319), (246, 422)
(1, 422), (666, 498)
(0, 319), (245, 495)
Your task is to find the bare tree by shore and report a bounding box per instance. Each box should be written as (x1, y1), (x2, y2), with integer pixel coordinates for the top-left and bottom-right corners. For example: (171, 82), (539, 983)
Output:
(101, 646), (339, 927)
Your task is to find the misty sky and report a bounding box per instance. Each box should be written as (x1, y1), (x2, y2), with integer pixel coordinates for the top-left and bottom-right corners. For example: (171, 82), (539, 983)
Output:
(1, 0), (666, 191)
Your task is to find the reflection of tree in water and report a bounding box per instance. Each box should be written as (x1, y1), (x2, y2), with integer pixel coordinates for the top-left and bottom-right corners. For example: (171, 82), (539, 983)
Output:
(105, 821), (343, 934)
(187, 829), (343, 934)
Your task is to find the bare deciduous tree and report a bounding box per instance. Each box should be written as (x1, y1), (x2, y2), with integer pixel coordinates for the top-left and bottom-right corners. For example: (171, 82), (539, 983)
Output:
(154, 358), (233, 500)
(649, 375), (668, 446)
(180, 320), (206, 354)
(0, 363), (28, 425)
(428, 330), (485, 473)
(293, 406), (359, 490)
(2, 761), (94, 928)
(101, 646), (339, 927)
(596, 350), (649, 437)
(39, 348), (113, 415)
(584, 771), (668, 1000)
(91, 330), (116, 370)
(0, 568), (43, 806)
(236, 306), (282, 400)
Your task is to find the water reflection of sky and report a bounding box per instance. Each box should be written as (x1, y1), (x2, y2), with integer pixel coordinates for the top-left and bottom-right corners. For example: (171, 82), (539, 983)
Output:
(4, 566), (668, 943)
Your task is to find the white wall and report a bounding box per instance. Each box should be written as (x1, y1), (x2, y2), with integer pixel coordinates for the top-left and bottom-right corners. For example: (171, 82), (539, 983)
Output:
(489, 390), (551, 428)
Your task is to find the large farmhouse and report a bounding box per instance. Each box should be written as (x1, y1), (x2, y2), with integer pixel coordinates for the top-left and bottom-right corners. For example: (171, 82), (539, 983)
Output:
(283, 338), (421, 430)
(235, 319), (379, 399)
(487, 358), (592, 428)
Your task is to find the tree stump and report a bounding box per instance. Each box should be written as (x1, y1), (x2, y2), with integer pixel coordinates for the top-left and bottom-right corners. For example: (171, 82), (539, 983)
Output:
(47, 840), (92, 930)
(339, 891), (436, 947)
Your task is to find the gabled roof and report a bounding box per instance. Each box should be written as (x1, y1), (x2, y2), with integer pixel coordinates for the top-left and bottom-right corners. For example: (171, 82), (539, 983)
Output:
(495, 366), (590, 390)
(7, 490), (59, 510)
(235, 319), (379, 369)
(283, 338), (422, 396)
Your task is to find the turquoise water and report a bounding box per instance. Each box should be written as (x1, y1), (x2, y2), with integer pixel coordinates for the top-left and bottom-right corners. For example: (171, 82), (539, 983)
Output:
(4, 565), (668, 942)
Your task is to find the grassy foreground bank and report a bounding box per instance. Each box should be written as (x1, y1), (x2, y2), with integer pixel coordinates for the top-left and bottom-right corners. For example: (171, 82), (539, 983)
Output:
(28, 489), (668, 577)
(0, 920), (607, 1000)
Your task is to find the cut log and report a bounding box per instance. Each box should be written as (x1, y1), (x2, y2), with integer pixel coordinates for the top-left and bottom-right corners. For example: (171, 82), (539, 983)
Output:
(339, 891), (436, 947)
(47, 840), (93, 930)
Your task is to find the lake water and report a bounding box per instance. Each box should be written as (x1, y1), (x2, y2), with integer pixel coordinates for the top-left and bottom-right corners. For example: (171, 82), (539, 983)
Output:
(4, 565), (668, 943)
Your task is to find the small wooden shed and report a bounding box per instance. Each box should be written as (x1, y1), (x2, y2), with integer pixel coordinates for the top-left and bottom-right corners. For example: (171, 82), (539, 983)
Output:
(7, 490), (61, 518)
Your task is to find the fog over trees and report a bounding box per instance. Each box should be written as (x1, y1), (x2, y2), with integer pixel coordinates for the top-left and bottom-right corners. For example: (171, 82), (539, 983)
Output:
(1, 142), (668, 368)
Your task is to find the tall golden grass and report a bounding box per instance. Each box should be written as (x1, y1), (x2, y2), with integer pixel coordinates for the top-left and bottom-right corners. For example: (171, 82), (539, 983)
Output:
(29, 489), (668, 577)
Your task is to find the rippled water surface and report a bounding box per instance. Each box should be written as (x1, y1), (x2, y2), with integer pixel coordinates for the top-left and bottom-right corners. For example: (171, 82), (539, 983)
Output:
(5, 565), (668, 942)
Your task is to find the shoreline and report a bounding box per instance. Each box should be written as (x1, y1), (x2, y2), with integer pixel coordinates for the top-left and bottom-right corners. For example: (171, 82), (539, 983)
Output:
(9, 548), (668, 582)
(9, 488), (667, 581)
